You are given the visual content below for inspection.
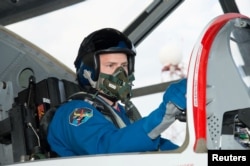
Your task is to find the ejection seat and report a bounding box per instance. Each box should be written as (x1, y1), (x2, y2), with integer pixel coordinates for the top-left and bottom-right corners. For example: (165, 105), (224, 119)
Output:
(1, 77), (81, 161)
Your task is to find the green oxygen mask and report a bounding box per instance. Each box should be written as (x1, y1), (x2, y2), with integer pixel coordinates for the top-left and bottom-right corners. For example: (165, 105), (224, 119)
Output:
(97, 66), (135, 103)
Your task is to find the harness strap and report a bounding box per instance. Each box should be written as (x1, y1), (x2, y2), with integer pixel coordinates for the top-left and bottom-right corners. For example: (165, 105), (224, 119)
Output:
(69, 92), (127, 128)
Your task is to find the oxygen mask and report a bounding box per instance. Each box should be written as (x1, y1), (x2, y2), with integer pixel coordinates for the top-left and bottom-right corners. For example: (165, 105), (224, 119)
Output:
(97, 66), (135, 103)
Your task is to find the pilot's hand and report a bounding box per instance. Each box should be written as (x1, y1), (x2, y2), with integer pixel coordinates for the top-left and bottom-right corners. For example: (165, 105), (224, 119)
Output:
(162, 78), (187, 111)
(143, 78), (187, 139)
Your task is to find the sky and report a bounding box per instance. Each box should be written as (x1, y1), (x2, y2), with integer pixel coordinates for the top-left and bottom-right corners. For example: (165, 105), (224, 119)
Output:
(6, 0), (250, 84)
(5, 0), (250, 145)
(7, 0), (151, 71)
(6, 0), (226, 87)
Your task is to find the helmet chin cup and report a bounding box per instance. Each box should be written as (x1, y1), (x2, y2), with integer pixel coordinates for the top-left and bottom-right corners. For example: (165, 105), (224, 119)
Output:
(97, 66), (134, 103)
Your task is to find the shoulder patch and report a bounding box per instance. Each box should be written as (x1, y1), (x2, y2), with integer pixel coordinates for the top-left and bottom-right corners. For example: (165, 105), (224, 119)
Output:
(69, 107), (93, 126)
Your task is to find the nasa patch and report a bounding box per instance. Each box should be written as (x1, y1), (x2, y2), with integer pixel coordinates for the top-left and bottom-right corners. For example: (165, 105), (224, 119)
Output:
(69, 107), (93, 126)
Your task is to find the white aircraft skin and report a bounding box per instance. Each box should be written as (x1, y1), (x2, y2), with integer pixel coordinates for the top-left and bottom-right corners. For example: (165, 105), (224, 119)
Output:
(1, 13), (250, 166)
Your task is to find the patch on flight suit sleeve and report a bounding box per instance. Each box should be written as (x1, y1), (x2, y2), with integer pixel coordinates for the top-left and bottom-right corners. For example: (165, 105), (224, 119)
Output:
(69, 107), (93, 126)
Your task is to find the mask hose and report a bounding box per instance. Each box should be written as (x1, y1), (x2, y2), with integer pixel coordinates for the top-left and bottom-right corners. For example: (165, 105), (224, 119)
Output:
(125, 100), (142, 122)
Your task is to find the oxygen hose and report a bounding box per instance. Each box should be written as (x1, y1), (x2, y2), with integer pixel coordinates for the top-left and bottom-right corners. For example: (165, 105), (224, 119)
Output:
(124, 100), (142, 122)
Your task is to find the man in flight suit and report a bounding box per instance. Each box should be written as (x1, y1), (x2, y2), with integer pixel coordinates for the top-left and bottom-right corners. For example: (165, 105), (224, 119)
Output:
(47, 28), (187, 156)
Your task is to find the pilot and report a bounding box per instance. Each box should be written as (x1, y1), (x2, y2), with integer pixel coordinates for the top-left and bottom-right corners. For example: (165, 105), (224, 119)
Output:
(47, 28), (187, 157)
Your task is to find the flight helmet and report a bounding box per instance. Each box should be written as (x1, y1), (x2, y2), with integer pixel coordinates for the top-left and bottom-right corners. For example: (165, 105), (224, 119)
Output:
(74, 28), (136, 102)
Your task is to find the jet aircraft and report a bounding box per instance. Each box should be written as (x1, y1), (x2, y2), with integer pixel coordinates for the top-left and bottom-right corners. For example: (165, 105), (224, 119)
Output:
(0, 0), (249, 165)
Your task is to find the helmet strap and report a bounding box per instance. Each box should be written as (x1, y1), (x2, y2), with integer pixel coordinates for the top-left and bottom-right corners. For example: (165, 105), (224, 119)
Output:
(83, 69), (97, 88)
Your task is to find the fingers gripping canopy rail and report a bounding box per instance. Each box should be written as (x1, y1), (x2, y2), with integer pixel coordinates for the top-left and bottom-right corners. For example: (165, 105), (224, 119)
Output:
(188, 13), (250, 152)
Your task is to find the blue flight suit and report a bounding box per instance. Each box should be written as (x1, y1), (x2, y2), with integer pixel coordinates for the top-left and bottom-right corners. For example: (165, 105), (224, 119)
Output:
(47, 100), (178, 157)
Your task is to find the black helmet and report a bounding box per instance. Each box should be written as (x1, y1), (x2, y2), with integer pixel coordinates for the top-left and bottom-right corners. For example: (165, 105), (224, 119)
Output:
(74, 28), (136, 89)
